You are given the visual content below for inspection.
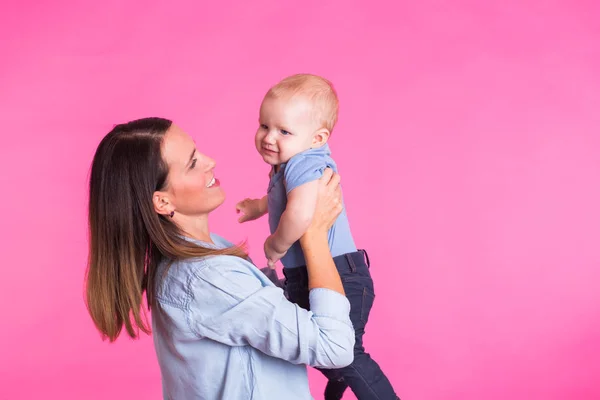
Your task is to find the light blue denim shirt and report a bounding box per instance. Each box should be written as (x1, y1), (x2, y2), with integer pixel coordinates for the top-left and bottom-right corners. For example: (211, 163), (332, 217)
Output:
(267, 144), (357, 269)
(151, 233), (355, 399)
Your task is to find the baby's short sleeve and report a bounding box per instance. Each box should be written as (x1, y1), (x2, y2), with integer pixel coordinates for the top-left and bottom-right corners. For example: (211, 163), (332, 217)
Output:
(283, 153), (329, 194)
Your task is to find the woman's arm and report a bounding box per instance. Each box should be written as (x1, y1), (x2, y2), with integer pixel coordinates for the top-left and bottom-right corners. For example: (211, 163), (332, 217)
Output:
(183, 169), (354, 368)
(299, 168), (344, 294)
(185, 257), (354, 369)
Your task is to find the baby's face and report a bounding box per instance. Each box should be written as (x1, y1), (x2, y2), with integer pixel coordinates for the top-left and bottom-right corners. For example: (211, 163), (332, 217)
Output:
(255, 95), (319, 166)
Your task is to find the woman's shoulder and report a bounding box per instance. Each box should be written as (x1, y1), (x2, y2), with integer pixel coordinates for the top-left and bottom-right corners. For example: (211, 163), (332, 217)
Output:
(166, 249), (253, 277)
(156, 252), (260, 306)
(209, 233), (235, 248)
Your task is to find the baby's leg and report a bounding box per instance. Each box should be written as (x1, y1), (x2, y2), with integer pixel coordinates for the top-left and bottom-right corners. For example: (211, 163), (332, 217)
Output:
(316, 250), (399, 400)
(282, 266), (310, 310)
(259, 266), (286, 289)
(319, 369), (348, 400)
(283, 265), (351, 399)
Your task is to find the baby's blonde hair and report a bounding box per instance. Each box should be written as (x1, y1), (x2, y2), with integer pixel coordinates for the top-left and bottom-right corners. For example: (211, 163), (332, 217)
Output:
(266, 73), (339, 132)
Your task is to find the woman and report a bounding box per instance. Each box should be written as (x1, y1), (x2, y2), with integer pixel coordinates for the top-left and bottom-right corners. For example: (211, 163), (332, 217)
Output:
(85, 117), (355, 399)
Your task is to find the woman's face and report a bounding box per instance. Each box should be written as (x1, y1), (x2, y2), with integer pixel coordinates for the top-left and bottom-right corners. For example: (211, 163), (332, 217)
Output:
(157, 124), (224, 217)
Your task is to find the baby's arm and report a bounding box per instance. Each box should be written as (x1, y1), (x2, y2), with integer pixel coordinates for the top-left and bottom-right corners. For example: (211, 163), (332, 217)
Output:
(265, 180), (319, 263)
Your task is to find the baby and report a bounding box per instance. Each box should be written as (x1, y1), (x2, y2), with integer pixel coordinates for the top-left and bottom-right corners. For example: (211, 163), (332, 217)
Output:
(236, 74), (399, 400)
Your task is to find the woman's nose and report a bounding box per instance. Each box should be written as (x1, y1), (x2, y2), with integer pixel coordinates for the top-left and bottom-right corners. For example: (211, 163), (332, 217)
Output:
(205, 157), (216, 171)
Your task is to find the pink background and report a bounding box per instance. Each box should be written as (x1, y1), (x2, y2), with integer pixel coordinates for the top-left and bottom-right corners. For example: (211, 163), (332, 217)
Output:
(1, 1), (599, 399)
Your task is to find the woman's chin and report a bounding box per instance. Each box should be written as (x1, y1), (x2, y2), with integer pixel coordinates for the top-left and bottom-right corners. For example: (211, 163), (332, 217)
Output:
(199, 189), (226, 215)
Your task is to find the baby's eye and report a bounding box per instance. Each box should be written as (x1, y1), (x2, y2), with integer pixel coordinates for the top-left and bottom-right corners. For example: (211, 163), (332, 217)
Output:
(280, 130), (291, 135)
(260, 124), (268, 130)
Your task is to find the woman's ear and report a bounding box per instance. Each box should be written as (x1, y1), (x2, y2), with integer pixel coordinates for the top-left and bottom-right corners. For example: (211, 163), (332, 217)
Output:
(153, 191), (174, 216)
(312, 128), (330, 148)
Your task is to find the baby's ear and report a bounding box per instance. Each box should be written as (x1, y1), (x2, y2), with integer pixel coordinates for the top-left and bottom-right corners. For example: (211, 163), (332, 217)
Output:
(312, 128), (330, 147)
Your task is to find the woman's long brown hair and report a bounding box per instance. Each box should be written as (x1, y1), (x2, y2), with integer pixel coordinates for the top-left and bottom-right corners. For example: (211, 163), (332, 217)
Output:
(86, 117), (246, 342)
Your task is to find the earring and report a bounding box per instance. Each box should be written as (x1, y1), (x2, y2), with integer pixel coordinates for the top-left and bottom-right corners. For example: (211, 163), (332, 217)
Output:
(169, 211), (175, 218)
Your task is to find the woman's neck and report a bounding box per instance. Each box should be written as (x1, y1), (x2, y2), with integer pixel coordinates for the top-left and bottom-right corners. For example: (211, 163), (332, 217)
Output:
(176, 213), (213, 244)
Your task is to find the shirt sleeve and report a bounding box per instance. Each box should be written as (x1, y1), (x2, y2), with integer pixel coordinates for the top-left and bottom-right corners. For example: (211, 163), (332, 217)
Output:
(185, 256), (355, 369)
(283, 153), (328, 194)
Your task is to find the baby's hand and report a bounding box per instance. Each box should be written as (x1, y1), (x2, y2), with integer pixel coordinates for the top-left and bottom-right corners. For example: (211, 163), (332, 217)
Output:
(236, 198), (266, 223)
(264, 235), (287, 268)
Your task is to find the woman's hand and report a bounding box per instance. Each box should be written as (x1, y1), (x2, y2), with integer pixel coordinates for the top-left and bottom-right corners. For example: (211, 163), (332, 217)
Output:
(306, 168), (343, 235)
